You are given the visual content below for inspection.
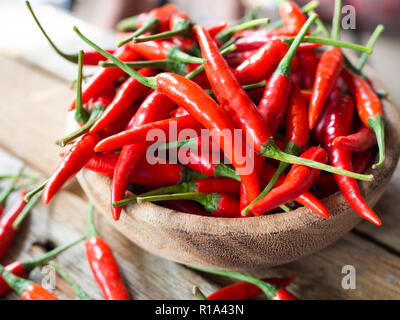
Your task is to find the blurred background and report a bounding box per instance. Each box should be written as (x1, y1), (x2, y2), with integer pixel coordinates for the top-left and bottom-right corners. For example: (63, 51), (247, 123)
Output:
(1, 0), (400, 103)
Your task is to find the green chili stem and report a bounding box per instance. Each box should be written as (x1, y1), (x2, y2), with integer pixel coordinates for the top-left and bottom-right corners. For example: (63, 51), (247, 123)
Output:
(0, 166), (24, 205)
(331, 0), (342, 41)
(12, 191), (42, 230)
(166, 46), (207, 65)
(118, 17), (160, 47)
(217, 18), (270, 43)
(49, 261), (92, 300)
(22, 237), (85, 273)
(100, 59), (188, 75)
(308, 10), (330, 37)
(74, 50), (89, 124)
(188, 265), (278, 300)
(280, 204), (291, 212)
(0, 264), (32, 297)
(57, 104), (105, 147)
(134, 20), (192, 43)
(283, 36), (372, 53)
(369, 115), (385, 169)
(260, 139), (373, 181)
(86, 203), (99, 238)
(357, 24), (385, 71)
(74, 27), (158, 89)
(25, 1), (78, 63)
(24, 180), (47, 202)
(192, 286), (207, 300)
(116, 15), (138, 32)
(275, 13), (317, 77)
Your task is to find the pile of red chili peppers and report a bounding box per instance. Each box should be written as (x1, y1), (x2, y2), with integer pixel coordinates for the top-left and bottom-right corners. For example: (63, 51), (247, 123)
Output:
(8, 0), (389, 300)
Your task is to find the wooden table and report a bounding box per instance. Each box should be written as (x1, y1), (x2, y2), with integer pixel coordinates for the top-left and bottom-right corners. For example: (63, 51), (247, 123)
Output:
(0, 2), (399, 300)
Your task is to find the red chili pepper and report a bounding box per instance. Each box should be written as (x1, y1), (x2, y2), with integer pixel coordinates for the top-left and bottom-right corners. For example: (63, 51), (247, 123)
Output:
(0, 264), (58, 300)
(341, 68), (385, 168)
(278, 0), (307, 34)
(353, 148), (377, 174)
(324, 94), (381, 226)
(333, 124), (377, 152)
(225, 50), (257, 68)
(131, 192), (240, 218)
(233, 39), (289, 85)
(308, 47), (343, 129)
(207, 275), (296, 300)
(297, 49), (318, 89)
(90, 68), (155, 133)
(111, 91), (176, 220)
(85, 204), (130, 300)
(251, 147), (328, 216)
(0, 189), (27, 260)
(95, 115), (202, 152)
(0, 237), (83, 296)
(69, 45), (140, 111)
(42, 133), (99, 204)
(272, 288), (299, 300)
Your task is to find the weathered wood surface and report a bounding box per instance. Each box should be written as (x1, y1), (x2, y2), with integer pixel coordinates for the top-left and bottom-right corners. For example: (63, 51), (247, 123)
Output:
(0, 2), (399, 299)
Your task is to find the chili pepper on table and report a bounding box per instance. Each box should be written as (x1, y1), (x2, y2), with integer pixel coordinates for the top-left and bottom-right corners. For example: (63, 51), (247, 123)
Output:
(49, 261), (92, 300)
(0, 264), (59, 300)
(85, 154), (206, 187)
(206, 274), (295, 300)
(333, 124), (377, 152)
(250, 147), (328, 216)
(0, 237), (84, 296)
(26, 1), (115, 65)
(308, 0), (344, 129)
(42, 133), (99, 204)
(128, 192), (240, 218)
(0, 166), (24, 216)
(89, 68), (155, 134)
(85, 203), (130, 300)
(118, 4), (178, 46)
(0, 189), (29, 260)
(190, 265), (298, 300)
(323, 94), (381, 226)
(75, 26), (373, 183)
(341, 68), (385, 169)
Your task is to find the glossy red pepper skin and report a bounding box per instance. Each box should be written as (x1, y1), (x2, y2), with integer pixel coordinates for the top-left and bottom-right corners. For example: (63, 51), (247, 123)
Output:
(130, 40), (174, 60)
(225, 50), (257, 68)
(309, 48), (343, 129)
(21, 283), (59, 300)
(211, 193), (240, 218)
(95, 115), (202, 152)
(156, 72), (259, 203)
(83, 49), (116, 65)
(90, 68), (155, 133)
(43, 133), (99, 204)
(333, 124), (377, 152)
(286, 84), (309, 148)
(233, 39), (288, 84)
(0, 262), (26, 296)
(194, 178), (240, 197)
(324, 95), (381, 226)
(279, 1), (307, 34)
(0, 190), (27, 260)
(136, 3), (178, 32)
(258, 74), (292, 135)
(207, 275), (295, 300)
(69, 45), (140, 110)
(272, 288), (299, 300)
(251, 147), (328, 216)
(112, 91), (176, 220)
(86, 236), (130, 300)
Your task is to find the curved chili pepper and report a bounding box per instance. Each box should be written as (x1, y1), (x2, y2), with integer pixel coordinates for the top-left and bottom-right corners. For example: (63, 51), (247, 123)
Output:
(233, 39), (288, 84)
(85, 204), (130, 300)
(190, 265), (299, 300)
(42, 133), (99, 204)
(0, 265), (58, 300)
(0, 237), (83, 296)
(324, 95), (381, 226)
(341, 68), (385, 168)
(333, 124), (376, 152)
(250, 147), (328, 216)
(275, 0), (307, 34)
(95, 115), (202, 151)
(131, 192), (240, 218)
(258, 15), (314, 135)
(75, 25), (373, 183)
(69, 45), (140, 111)
(89, 68), (155, 133)
(0, 189), (27, 260)
(207, 275), (296, 300)
(308, 48), (343, 129)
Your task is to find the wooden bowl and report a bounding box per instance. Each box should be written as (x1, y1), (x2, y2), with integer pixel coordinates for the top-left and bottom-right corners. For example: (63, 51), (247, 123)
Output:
(72, 68), (400, 272)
